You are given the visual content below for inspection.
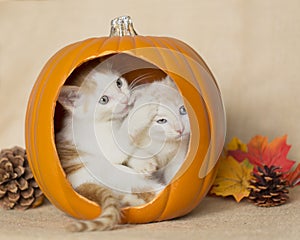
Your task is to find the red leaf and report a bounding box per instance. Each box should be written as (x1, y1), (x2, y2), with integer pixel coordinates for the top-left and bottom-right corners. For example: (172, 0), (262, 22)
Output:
(228, 135), (295, 173)
(285, 163), (300, 187)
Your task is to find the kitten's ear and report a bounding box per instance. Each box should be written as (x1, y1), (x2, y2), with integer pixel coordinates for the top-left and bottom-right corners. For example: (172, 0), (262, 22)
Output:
(57, 85), (81, 111)
(162, 76), (177, 89)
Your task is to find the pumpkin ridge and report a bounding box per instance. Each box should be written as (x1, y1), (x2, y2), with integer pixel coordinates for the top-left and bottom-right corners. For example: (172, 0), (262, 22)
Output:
(115, 35), (122, 53)
(158, 38), (198, 90)
(68, 38), (105, 73)
(127, 35), (137, 56)
(96, 36), (118, 56)
(29, 41), (85, 192)
(133, 36), (168, 70)
(169, 38), (219, 90)
(147, 37), (174, 74)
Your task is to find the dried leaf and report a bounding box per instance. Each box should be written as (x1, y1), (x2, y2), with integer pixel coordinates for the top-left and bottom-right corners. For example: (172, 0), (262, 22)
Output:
(210, 156), (253, 202)
(226, 137), (247, 152)
(285, 163), (300, 187)
(228, 135), (295, 173)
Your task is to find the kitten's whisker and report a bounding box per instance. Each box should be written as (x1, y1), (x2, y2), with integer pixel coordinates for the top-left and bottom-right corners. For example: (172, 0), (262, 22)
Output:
(129, 75), (151, 89)
(129, 72), (155, 89)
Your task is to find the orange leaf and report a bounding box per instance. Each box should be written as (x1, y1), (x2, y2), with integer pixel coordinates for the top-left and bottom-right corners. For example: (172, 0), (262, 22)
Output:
(285, 163), (300, 187)
(228, 135), (295, 173)
(210, 156), (253, 202)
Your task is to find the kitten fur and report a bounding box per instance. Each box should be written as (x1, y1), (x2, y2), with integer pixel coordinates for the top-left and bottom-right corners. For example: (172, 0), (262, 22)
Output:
(67, 183), (121, 232)
(117, 76), (190, 184)
(56, 69), (190, 231)
(56, 65), (162, 231)
(56, 64), (131, 232)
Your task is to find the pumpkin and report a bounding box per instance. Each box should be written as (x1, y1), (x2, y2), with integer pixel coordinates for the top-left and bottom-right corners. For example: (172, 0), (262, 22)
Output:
(25, 16), (226, 223)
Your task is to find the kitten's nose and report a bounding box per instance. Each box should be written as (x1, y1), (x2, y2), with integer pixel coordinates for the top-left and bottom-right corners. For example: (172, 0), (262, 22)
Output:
(176, 125), (185, 135)
(176, 129), (183, 135)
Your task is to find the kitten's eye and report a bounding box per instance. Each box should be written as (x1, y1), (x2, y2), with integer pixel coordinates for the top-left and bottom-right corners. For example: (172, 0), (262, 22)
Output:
(156, 118), (168, 124)
(179, 105), (187, 115)
(99, 95), (109, 105)
(116, 78), (123, 88)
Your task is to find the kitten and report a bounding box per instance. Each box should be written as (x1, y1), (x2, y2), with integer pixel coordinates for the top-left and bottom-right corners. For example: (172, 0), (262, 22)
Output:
(116, 76), (191, 185)
(56, 66), (164, 232)
(56, 67), (132, 188)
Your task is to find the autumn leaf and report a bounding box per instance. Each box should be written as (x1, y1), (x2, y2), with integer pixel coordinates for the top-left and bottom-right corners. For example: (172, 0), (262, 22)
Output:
(210, 156), (253, 202)
(226, 137), (247, 152)
(228, 135), (295, 173)
(285, 163), (300, 187)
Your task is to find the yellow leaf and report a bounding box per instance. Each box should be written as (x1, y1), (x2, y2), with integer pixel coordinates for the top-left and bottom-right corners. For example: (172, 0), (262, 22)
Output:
(210, 156), (253, 202)
(226, 137), (247, 152)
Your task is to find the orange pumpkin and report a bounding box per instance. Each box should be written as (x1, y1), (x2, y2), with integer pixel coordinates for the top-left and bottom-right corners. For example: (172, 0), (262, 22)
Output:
(25, 16), (226, 223)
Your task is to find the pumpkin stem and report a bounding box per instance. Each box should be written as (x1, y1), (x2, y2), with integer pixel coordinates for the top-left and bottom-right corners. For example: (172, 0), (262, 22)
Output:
(110, 16), (138, 37)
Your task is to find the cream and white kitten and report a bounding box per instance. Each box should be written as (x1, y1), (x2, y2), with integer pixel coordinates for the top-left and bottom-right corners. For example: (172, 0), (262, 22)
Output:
(56, 67), (165, 232)
(56, 69), (130, 188)
(115, 76), (191, 185)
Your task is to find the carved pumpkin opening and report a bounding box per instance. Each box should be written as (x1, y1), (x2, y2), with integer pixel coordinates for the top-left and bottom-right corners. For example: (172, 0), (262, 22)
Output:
(53, 52), (192, 207)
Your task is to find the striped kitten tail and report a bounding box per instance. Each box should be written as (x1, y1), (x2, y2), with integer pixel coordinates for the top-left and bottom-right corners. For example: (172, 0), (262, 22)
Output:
(67, 183), (121, 232)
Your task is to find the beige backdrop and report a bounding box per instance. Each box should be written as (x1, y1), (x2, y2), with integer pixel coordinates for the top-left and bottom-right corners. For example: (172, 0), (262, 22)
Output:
(1, 0), (299, 164)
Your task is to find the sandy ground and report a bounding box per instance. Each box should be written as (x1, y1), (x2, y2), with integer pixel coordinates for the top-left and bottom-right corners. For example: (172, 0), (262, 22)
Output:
(0, 187), (299, 240)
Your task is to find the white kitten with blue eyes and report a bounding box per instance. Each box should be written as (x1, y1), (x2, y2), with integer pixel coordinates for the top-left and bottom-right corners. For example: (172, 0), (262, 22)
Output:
(56, 68), (131, 187)
(56, 71), (130, 151)
(116, 76), (191, 185)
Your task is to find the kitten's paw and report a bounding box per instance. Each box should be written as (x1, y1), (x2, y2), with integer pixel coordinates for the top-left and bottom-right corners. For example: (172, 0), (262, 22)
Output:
(138, 162), (158, 175)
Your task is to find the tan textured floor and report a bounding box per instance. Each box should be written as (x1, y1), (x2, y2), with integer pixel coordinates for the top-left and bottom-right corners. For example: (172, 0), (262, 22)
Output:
(0, 187), (299, 240)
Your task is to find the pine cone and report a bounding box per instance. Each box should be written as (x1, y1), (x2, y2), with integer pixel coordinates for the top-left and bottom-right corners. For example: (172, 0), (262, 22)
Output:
(248, 165), (289, 207)
(0, 146), (44, 209)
